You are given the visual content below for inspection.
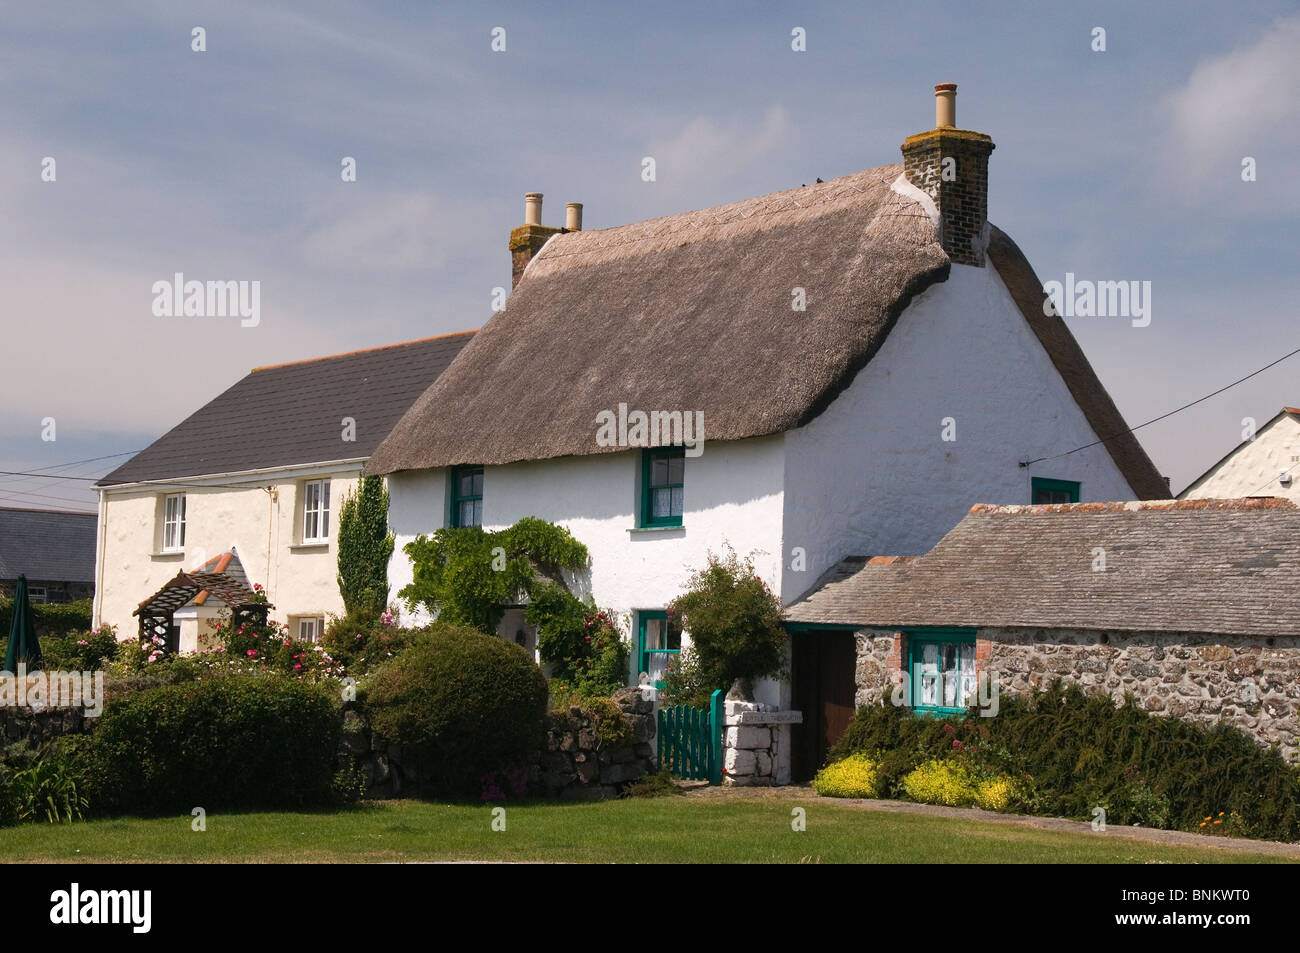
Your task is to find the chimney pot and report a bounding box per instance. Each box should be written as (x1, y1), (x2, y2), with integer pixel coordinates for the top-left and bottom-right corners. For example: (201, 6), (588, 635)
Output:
(524, 192), (543, 226)
(565, 202), (583, 231)
(934, 83), (957, 128)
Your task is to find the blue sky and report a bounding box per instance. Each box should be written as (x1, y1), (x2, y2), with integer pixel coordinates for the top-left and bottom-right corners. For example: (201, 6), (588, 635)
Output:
(1, 0), (1296, 510)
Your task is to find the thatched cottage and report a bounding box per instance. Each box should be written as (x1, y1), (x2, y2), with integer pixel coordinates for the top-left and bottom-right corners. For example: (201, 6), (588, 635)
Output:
(367, 81), (1168, 766)
(785, 498), (1300, 776)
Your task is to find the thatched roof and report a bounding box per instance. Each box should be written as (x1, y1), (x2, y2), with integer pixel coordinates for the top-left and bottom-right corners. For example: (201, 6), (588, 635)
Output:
(784, 498), (1300, 637)
(366, 165), (1166, 500)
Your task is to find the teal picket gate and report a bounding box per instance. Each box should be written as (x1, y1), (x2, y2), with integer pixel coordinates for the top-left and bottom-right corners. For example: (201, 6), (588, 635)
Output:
(656, 689), (723, 784)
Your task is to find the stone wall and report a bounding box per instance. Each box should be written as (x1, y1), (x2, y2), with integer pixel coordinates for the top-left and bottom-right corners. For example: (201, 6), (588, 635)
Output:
(339, 686), (657, 800)
(0, 705), (91, 748)
(852, 626), (1300, 758)
(538, 687), (656, 799)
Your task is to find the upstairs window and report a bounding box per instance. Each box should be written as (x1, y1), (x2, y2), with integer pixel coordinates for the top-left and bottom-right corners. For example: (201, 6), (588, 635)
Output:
(1031, 477), (1080, 504)
(451, 465), (483, 528)
(641, 448), (684, 527)
(303, 480), (331, 542)
(162, 493), (186, 552)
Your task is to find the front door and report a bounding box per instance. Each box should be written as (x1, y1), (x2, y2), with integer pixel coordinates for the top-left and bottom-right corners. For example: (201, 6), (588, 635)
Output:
(791, 629), (857, 782)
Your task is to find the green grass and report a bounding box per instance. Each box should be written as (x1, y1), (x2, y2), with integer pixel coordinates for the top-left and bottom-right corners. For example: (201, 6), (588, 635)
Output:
(0, 798), (1292, 863)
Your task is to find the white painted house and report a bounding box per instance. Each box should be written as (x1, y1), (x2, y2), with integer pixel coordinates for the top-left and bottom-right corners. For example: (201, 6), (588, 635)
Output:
(93, 333), (472, 650)
(367, 82), (1168, 766)
(1180, 407), (1300, 501)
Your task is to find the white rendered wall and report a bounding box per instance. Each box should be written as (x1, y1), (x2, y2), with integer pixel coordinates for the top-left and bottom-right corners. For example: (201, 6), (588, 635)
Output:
(780, 262), (1138, 605)
(1180, 413), (1300, 501)
(95, 469), (360, 640)
(385, 439), (788, 702)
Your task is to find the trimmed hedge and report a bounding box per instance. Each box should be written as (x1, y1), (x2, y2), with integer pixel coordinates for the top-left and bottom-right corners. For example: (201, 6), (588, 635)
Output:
(829, 682), (1300, 841)
(68, 675), (342, 815)
(365, 623), (548, 797)
(0, 598), (93, 639)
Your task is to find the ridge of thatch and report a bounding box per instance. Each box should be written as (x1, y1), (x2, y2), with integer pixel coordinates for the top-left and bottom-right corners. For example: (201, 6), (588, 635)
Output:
(985, 227), (1168, 499)
(366, 164), (950, 473)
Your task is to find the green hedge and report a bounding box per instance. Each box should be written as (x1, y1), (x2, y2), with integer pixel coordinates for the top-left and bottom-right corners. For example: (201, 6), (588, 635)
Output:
(829, 682), (1300, 842)
(0, 598), (93, 639)
(365, 623), (548, 797)
(67, 675), (342, 815)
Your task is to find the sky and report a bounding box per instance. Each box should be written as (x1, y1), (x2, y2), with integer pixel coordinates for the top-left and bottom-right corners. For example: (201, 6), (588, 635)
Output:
(0, 0), (1296, 512)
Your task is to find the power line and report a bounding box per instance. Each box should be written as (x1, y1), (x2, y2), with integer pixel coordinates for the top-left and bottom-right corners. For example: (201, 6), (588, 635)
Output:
(1020, 343), (1300, 467)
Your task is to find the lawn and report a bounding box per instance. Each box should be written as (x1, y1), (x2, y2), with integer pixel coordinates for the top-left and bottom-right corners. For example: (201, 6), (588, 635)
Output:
(0, 796), (1292, 863)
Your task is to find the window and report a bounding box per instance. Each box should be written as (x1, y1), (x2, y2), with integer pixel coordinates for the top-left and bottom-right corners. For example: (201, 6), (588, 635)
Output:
(638, 610), (682, 690)
(162, 493), (186, 551)
(303, 480), (331, 542)
(28, 587), (47, 604)
(907, 631), (976, 715)
(450, 465), (483, 528)
(298, 618), (322, 643)
(640, 448), (684, 527)
(1031, 477), (1079, 504)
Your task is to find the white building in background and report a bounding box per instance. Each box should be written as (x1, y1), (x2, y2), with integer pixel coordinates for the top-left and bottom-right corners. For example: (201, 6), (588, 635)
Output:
(368, 84), (1168, 777)
(93, 333), (473, 648)
(1180, 407), (1300, 502)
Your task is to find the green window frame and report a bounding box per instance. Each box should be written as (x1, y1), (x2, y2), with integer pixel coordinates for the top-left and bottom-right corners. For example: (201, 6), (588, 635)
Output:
(906, 629), (977, 716)
(450, 465), (484, 528)
(1031, 477), (1079, 504)
(637, 610), (682, 690)
(640, 448), (684, 527)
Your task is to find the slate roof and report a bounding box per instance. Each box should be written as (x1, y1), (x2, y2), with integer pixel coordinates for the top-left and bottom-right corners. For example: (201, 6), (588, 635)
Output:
(98, 331), (475, 487)
(784, 498), (1300, 637)
(0, 507), (97, 583)
(367, 164), (1166, 499)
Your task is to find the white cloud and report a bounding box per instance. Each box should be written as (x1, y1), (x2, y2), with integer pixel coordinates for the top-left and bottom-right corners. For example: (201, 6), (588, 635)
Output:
(1167, 15), (1300, 180)
(648, 105), (792, 187)
(300, 192), (452, 272)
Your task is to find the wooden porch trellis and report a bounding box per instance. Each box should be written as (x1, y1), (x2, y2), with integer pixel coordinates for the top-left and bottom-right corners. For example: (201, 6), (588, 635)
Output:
(656, 689), (724, 784)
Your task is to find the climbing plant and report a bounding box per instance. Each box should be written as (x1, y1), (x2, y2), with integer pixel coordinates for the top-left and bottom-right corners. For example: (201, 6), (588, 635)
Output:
(336, 476), (395, 622)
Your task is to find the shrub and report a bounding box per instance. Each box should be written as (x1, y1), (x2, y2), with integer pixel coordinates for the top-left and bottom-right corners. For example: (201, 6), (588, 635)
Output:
(973, 775), (1021, 812)
(400, 518), (588, 633)
(336, 476), (395, 622)
(622, 768), (682, 799)
(902, 759), (978, 807)
(7, 756), (87, 823)
(364, 624), (548, 797)
(71, 676), (341, 814)
(829, 682), (1300, 840)
(528, 592), (629, 699)
(666, 545), (785, 699)
(37, 625), (119, 671)
(813, 753), (884, 799)
(214, 614), (344, 680)
(0, 598), (93, 639)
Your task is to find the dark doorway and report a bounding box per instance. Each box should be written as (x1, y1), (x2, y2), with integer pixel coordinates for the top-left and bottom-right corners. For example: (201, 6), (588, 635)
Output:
(791, 629), (857, 782)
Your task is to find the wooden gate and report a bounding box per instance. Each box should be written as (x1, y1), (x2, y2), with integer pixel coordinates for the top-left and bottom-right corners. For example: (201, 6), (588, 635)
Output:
(657, 689), (723, 784)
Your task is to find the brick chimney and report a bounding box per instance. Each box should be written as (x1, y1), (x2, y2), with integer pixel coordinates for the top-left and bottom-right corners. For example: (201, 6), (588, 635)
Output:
(900, 84), (995, 267)
(509, 192), (561, 288)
